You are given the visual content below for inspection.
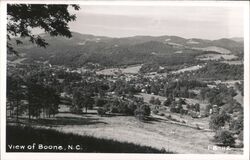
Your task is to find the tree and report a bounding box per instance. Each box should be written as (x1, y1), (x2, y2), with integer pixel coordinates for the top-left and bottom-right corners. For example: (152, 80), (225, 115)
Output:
(44, 86), (60, 117)
(71, 87), (94, 114)
(7, 4), (80, 55)
(7, 75), (25, 120)
(97, 107), (106, 116)
(204, 104), (212, 117)
(209, 112), (231, 131)
(134, 104), (151, 121)
(163, 98), (172, 107)
(154, 98), (161, 105)
(194, 103), (200, 113)
(229, 114), (243, 134)
(94, 97), (107, 107)
(214, 130), (235, 147)
(149, 96), (155, 104)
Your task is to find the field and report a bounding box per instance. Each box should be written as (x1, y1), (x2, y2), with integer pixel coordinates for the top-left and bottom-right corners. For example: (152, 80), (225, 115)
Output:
(7, 125), (169, 153)
(172, 65), (204, 74)
(136, 93), (210, 129)
(221, 61), (243, 65)
(196, 54), (238, 61)
(7, 111), (242, 154)
(96, 65), (142, 75)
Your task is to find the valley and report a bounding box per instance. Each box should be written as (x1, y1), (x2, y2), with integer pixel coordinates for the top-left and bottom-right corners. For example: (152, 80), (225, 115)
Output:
(6, 32), (244, 154)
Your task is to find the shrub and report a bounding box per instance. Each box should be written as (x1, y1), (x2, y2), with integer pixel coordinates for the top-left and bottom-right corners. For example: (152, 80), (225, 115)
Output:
(154, 98), (161, 105)
(163, 99), (171, 106)
(214, 130), (235, 147)
(95, 98), (107, 107)
(204, 104), (212, 117)
(69, 105), (82, 114)
(97, 107), (106, 116)
(238, 130), (243, 141)
(134, 104), (151, 120)
(229, 114), (243, 134)
(149, 97), (155, 104)
(170, 107), (177, 113)
(209, 112), (230, 131)
(152, 109), (159, 114)
(159, 113), (165, 116)
(110, 106), (119, 113)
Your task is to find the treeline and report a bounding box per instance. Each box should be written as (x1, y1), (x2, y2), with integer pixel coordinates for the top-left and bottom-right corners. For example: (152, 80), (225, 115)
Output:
(194, 62), (243, 81)
(7, 73), (60, 120)
(96, 96), (151, 120)
(198, 84), (243, 147)
(200, 84), (237, 106)
(163, 79), (207, 98)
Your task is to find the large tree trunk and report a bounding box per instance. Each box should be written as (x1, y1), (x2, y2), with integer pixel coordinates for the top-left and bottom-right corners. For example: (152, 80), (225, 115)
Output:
(85, 106), (87, 113)
(16, 101), (19, 121)
(28, 96), (31, 120)
(28, 104), (31, 120)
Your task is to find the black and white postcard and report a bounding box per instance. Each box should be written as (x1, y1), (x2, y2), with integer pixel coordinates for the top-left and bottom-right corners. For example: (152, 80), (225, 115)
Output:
(0, 1), (249, 160)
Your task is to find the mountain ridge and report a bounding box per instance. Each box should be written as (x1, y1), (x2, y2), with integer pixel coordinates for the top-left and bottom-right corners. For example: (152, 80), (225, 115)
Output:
(10, 32), (244, 67)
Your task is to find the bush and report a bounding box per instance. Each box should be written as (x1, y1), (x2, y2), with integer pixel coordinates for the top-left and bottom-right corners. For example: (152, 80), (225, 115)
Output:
(214, 130), (235, 147)
(149, 97), (155, 104)
(95, 98), (107, 107)
(229, 114), (243, 134)
(134, 104), (151, 120)
(152, 109), (159, 114)
(163, 99), (171, 106)
(170, 107), (177, 113)
(238, 130), (243, 141)
(69, 105), (82, 114)
(159, 113), (165, 116)
(97, 107), (106, 116)
(209, 112), (230, 131)
(154, 98), (161, 105)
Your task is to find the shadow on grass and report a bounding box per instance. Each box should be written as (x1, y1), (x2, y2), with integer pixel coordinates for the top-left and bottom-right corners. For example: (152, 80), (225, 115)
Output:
(6, 125), (174, 153)
(142, 116), (164, 124)
(7, 116), (107, 126)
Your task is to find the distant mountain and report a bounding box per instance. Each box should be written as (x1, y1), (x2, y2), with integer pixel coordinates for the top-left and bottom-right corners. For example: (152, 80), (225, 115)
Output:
(10, 32), (244, 67)
(229, 37), (244, 43)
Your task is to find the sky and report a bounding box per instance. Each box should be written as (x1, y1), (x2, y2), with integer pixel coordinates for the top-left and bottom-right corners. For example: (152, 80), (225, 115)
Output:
(67, 5), (243, 40)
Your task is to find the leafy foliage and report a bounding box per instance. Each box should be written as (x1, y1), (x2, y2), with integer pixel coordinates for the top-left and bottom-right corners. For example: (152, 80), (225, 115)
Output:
(134, 104), (151, 121)
(71, 87), (94, 114)
(7, 4), (80, 54)
(194, 62), (243, 81)
(209, 112), (231, 131)
(214, 130), (235, 147)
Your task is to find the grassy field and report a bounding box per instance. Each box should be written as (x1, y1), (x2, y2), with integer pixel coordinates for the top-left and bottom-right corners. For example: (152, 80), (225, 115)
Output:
(136, 93), (210, 129)
(6, 125), (170, 153)
(221, 61), (243, 65)
(7, 111), (242, 154)
(196, 54), (238, 61)
(96, 65), (141, 75)
(172, 65), (204, 74)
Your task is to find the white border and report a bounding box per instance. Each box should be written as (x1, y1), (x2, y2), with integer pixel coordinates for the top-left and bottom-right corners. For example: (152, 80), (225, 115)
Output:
(0, 1), (249, 160)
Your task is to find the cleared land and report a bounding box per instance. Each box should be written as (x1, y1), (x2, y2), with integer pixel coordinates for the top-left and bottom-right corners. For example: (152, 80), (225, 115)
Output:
(193, 46), (231, 54)
(221, 60), (243, 65)
(96, 65), (141, 75)
(196, 54), (238, 61)
(172, 65), (204, 74)
(137, 93), (210, 129)
(8, 111), (242, 154)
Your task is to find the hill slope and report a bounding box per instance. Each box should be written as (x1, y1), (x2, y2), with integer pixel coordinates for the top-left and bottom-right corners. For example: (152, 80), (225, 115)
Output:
(10, 32), (244, 67)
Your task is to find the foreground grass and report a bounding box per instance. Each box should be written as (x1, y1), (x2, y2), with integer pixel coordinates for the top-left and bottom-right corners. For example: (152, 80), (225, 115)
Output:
(6, 125), (173, 153)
